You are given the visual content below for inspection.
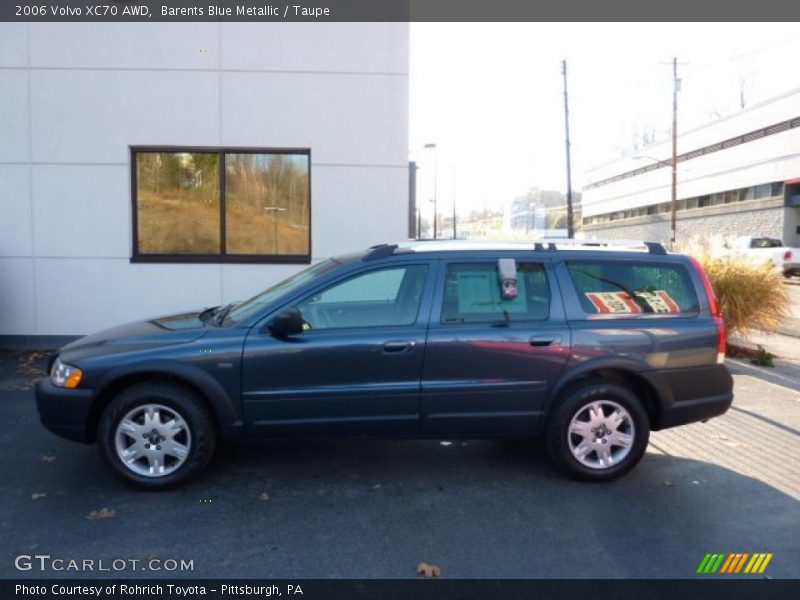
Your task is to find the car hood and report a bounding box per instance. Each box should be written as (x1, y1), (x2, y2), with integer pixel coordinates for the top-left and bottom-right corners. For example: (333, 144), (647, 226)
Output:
(59, 310), (210, 362)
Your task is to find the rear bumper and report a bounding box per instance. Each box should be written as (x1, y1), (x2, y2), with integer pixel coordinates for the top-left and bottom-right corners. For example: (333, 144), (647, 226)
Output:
(651, 364), (733, 430)
(782, 263), (800, 276)
(35, 379), (95, 444)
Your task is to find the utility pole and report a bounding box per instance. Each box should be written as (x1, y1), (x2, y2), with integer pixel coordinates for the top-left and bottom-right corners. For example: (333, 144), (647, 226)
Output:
(561, 60), (575, 239)
(409, 160), (418, 239)
(670, 56), (679, 248)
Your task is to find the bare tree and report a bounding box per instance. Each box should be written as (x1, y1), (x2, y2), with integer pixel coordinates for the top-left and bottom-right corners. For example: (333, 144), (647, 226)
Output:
(629, 123), (657, 152)
(738, 73), (749, 110)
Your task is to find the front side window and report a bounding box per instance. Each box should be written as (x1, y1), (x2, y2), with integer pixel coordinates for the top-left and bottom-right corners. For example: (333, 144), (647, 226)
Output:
(132, 148), (310, 262)
(223, 259), (341, 326)
(296, 265), (429, 330)
(567, 260), (699, 315)
(441, 262), (551, 324)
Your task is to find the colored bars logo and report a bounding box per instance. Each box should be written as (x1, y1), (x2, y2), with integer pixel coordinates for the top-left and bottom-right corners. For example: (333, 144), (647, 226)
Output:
(696, 553), (773, 574)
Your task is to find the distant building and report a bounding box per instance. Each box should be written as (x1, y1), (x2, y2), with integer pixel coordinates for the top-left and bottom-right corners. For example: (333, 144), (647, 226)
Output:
(453, 210), (505, 240)
(582, 88), (800, 247)
(504, 188), (580, 238)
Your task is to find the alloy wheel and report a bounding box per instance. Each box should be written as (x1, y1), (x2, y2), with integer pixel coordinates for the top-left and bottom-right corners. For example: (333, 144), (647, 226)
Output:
(114, 404), (192, 477)
(567, 400), (635, 470)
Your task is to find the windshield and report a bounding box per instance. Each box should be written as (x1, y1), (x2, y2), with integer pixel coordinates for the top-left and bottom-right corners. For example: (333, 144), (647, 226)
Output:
(222, 259), (341, 325)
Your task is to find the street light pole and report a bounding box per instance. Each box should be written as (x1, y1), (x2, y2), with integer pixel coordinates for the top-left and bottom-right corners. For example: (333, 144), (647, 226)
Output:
(263, 206), (287, 254)
(424, 143), (438, 239)
(670, 56), (679, 248)
(451, 164), (457, 240)
(562, 59), (575, 239)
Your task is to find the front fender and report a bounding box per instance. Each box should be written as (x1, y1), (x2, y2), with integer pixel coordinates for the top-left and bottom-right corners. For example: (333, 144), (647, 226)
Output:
(93, 360), (245, 441)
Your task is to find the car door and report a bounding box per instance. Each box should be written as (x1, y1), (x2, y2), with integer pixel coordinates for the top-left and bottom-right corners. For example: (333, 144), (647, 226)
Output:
(241, 261), (434, 437)
(421, 257), (571, 435)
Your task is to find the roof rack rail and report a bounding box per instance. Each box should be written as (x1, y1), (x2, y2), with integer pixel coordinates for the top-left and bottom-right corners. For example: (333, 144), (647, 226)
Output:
(535, 239), (667, 255)
(363, 243), (399, 261)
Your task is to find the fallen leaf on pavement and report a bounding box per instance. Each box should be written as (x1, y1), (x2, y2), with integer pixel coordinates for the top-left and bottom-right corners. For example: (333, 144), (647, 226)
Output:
(87, 508), (116, 521)
(31, 492), (46, 500)
(258, 493), (270, 502)
(417, 562), (442, 577)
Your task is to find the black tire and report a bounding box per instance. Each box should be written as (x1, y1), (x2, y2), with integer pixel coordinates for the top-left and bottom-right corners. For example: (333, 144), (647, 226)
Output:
(546, 380), (650, 482)
(98, 382), (216, 489)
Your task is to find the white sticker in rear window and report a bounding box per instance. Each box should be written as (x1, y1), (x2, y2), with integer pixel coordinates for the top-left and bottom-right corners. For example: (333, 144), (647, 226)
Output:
(585, 290), (681, 314)
(567, 260), (699, 315)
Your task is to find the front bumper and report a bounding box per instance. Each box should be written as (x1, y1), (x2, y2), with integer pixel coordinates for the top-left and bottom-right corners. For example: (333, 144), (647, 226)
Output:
(651, 364), (734, 430)
(35, 379), (95, 444)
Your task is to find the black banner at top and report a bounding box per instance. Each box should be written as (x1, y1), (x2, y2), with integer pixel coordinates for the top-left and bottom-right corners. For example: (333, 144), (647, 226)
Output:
(4, 579), (800, 600)
(3, 0), (800, 22)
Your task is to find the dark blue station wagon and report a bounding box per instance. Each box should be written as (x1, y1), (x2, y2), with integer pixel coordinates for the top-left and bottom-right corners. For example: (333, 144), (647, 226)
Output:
(36, 240), (733, 488)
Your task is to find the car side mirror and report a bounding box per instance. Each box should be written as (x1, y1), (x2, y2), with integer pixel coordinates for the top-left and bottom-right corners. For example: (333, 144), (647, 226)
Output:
(268, 307), (305, 337)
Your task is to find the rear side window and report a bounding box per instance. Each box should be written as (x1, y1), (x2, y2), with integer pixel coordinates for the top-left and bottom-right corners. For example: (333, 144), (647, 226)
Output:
(566, 260), (699, 315)
(442, 262), (550, 324)
(750, 237), (783, 248)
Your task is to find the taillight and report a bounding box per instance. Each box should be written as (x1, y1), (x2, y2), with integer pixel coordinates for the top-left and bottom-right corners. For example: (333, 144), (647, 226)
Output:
(784, 250), (792, 261)
(713, 315), (727, 363)
(689, 256), (726, 363)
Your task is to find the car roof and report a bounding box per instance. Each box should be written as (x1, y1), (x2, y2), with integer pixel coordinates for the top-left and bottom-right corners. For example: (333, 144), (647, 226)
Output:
(358, 239), (672, 261)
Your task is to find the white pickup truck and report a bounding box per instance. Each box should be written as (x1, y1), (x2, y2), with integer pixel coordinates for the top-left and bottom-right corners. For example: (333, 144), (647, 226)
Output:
(730, 236), (800, 278)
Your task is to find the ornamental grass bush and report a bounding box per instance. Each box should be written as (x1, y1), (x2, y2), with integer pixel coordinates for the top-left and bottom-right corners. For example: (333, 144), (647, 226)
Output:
(693, 252), (789, 338)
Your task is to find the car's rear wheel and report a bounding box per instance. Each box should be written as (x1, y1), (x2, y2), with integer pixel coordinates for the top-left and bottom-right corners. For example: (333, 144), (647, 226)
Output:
(546, 380), (649, 481)
(98, 382), (216, 489)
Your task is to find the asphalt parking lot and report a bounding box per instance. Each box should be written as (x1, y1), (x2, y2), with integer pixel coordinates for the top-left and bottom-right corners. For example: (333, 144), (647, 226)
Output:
(0, 350), (798, 579)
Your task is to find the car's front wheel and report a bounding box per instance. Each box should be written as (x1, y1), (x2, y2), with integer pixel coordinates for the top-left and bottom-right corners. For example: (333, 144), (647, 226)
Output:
(98, 382), (216, 489)
(546, 380), (650, 481)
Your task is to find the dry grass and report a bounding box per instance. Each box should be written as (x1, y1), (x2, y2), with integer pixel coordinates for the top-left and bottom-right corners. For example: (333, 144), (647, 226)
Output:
(137, 190), (308, 255)
(694, 252), (789, 337)
(226, 198), (308, 255)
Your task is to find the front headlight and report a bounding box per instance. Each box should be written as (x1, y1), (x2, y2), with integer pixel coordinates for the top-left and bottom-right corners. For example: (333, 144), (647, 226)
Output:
(51, 357), (83, 389)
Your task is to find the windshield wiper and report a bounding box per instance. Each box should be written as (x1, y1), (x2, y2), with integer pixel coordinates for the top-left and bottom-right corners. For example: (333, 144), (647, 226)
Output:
(572, 269), (654, 313)
(213, 303), (237, 326)
(197, 305), (221, 322)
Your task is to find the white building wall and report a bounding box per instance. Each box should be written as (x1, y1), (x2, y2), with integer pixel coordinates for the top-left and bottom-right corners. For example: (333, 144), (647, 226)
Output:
(0, 23), (409, 337)
(583, 88), (800, 218)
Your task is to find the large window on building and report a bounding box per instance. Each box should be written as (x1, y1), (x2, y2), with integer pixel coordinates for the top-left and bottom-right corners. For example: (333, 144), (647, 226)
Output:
(132, 147), (311, 263)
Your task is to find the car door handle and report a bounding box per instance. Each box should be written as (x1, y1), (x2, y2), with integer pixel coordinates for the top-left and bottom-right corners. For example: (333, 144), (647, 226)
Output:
(383, 340), (416, 353)
(529, 335), (562, 347)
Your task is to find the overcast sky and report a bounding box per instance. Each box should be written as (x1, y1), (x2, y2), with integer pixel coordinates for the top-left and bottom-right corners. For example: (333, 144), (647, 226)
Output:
(409, 23), (800, 218)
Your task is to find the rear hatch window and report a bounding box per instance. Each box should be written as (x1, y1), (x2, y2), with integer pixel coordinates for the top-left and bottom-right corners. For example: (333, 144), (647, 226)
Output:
(566, 260), (699, 315)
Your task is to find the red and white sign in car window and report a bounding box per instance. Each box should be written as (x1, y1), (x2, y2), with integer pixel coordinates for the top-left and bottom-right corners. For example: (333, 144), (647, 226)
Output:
(585, 290), (680, 314)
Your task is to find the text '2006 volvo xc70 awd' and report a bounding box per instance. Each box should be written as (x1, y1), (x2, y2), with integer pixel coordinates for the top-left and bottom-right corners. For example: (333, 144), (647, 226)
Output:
(36, 239), (733, 489)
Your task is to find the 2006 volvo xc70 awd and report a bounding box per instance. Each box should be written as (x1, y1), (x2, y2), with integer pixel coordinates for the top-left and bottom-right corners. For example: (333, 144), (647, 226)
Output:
(37, 239), (733, 488)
